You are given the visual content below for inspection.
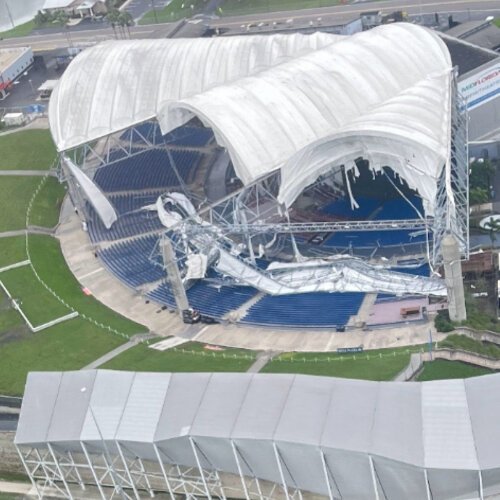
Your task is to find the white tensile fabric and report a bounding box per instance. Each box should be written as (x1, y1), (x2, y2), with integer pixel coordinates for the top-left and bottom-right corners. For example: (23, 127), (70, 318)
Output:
(15, 370), (500, 499)
(49, 24), (452, 212)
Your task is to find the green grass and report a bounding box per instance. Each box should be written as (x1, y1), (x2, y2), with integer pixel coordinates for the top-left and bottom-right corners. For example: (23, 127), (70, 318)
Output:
(0, 177), (42, 231)
(0, 266), (71, 326)
(416, 359), (495, 381)
(494, 18), (500, 28)
(0, 317), (125, 395)
(261, 346), (425, 381)
(0, 471), (29, 483)
(0, 237), (26, 269)
(103, 341), (256, 372)
(0, 19), (35, 39)
(0, 176), (64, 232)
(28, 235), (145, 336)
(0, 130), (57, 170)
(140, 0), (207, 23)
(0, 494), (25, 500)
(29, 177), (66, 228)
(219, 0), (340, 16)
(440, 334), (500, 359)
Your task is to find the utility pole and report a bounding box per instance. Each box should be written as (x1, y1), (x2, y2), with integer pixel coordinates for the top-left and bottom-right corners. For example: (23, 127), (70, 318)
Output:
(5, 0), (15, 29)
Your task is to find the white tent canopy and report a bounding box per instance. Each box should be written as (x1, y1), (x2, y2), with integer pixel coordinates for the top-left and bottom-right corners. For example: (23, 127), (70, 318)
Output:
(49, 24), (452, 213)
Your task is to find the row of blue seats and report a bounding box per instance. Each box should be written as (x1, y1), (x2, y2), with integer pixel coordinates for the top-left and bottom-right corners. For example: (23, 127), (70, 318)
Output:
(98, 235), (165, 288)
(323, 229), (427, 249)
(88, 209), (163, 243)
(147, 281), (257, 319)
(321, 195), (424, 221)
(94, 149), (202, 192)
(241, 291), (364, 328)
(121, 123), (214, 148)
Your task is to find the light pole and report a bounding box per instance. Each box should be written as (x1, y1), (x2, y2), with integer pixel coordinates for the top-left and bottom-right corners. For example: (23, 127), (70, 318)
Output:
(80, 387), (127, 500)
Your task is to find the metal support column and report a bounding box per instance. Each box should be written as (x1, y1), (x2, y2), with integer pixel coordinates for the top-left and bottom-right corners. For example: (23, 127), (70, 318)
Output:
(231, 441), (250, 500)
(272, 443), (291, 500)
(153, 444), (176, 500)
(189, 437), (212, 500)
(319, 450), (335, 500)
(68, 450), (85, 490)
(116, 441), (140, 500)
(16, 446), (43, 500)
(424, 469), (432, 500)
(368, 455), (380, 500)
(479, 470), (484, 500)
(47, 442), (74, 500)
(80, 442), (107, 500)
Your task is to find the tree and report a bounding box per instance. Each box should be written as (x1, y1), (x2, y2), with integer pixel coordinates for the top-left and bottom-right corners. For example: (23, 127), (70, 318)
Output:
(106, 8), (120, 38)
(483, 216), (500, 249)
(469, 159), (495, 194)
(34, 10), (49, 26)
(469, 187), (489, 206)
(55, 9), (69, 25)
(118, 11), (133, 38)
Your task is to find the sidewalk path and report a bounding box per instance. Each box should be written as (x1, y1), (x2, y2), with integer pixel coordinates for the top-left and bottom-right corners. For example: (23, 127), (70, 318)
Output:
(0, 480), (32, 495)
(0, 170), (51, 176)
(82, 333), (156, 369)
(247, 351), (280, 373)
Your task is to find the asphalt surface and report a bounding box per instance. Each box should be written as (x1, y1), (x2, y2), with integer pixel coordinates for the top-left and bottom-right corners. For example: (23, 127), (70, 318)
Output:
(0, 0), (499, 52)
(210, 0), (500, 27)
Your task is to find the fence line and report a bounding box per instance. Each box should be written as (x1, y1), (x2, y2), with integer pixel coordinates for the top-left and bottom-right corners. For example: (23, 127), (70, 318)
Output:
(23, 172), (135, 340)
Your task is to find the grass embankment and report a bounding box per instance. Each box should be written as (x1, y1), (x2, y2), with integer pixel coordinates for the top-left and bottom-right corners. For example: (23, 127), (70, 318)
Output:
(261, 346), (426, 381)
(0, 237), (26, 268)
(494, 18), (500, 28)
(28, 235), (145, 335)
(0, 266), (71, 325)
(103, 341), (256, 372)
(416, 360), (495, 381)
(140, 0), (207, 23)
(440, 334), (500, 359)
(219, 0), (340, 16)
(0, 130), (56, 170)
(0, 20), (35, 39)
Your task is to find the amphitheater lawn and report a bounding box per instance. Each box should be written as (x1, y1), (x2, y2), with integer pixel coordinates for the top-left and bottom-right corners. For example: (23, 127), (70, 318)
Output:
(28, 177), (66, 228)
(416, 360), (495, 381)
(0, 177), (42, 231)
(219, 0), (340, 16)
(0, 236), (26, 268)
(103, 341), (256, 372)
(439, 334), (500, 359)
(140, 0), (206, 24)
(0, 266), (72, 326)
(28, 235), (145, 337)
(261, 346), (425, 381)
(0, 317), (125, 396)
(0, 130), (56, 170)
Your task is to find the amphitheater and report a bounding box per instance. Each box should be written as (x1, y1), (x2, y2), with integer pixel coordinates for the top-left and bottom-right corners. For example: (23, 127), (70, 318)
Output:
(12, 20), (490, 500)
(46, 22), (469, 352)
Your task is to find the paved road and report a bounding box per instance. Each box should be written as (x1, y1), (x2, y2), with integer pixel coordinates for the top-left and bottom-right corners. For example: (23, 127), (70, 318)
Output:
(210, 0), (500, 27)
(1, 0), (499, 51)
(0, 23), (176, 51)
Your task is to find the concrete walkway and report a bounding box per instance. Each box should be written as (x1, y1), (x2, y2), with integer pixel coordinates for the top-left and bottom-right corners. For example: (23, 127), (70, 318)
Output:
(57, 201), (447, 352)
(0, 229), (26, 238)
(0, 480), (32, 496)
(247, 351), (280, 373)
(0, 170), (51, 176)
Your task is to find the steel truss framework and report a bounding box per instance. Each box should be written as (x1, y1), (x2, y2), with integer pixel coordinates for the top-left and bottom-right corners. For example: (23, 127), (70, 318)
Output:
(17, 442), (309, 500)
(62, 80), (468, 276)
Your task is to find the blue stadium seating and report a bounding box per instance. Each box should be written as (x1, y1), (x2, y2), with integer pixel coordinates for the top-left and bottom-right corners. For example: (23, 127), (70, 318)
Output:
(241, 292), (364, 328)
(321, 196), (380, 219)
(147, 281), (257, 319)
(94, 149), (202, 192)
(86, 192), (163, 243)
(323, 229), (426, 248)
(121, 123), (214, 147)
(98, 235), (165, 288)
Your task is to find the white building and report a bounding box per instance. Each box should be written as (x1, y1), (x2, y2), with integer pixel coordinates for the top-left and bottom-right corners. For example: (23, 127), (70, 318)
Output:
(0, 46), (33, 99)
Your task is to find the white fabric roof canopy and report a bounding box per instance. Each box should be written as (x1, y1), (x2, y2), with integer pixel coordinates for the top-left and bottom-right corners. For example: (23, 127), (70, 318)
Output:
(15, 370), (500, 499)
(49, 24), (452, 213)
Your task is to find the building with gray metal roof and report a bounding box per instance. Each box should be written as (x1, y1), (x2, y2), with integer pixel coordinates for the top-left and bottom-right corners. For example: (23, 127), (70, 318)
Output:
(15, 370), (500, 499)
